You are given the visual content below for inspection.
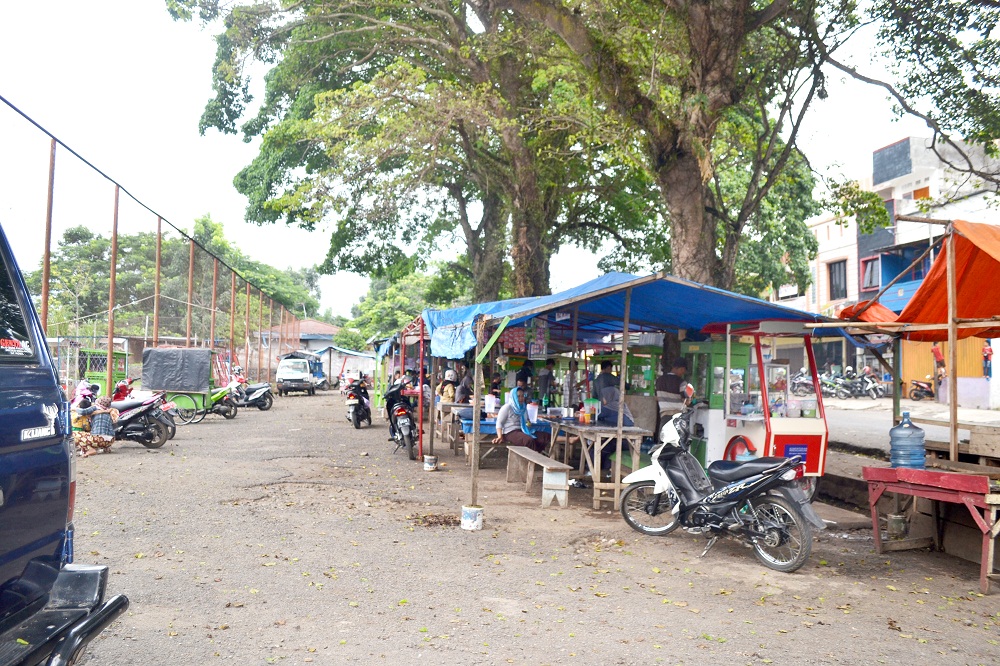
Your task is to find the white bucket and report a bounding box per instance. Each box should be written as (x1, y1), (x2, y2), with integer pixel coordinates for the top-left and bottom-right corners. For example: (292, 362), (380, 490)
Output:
(461, 505), (483, 531)
(423, 455), (438, 471)
(526, 402), (539, 423)
(483, 394), (499, 413)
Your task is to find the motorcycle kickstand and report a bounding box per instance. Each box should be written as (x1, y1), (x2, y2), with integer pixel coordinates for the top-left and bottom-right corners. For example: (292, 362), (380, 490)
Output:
(698, 536), (719, 558)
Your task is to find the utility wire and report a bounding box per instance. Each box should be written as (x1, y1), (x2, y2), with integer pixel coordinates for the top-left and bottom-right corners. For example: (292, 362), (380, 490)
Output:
(0, 92), (287, 306)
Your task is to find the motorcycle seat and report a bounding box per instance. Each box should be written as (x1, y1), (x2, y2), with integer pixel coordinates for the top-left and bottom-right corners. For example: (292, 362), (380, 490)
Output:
(245, 383), (270, 392)
(111, 398), (146, 411)
(707, 457), (788, 482)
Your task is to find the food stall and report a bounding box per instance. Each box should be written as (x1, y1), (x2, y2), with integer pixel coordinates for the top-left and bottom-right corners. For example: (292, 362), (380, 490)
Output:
(684, 327), (828, 492)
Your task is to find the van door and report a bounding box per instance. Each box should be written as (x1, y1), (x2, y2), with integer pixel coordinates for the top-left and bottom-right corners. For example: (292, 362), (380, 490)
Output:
(0, 226), (72, 627)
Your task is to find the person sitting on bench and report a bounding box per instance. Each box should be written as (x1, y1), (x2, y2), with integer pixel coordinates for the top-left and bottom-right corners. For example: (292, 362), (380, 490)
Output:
(493, 386), (548, 453)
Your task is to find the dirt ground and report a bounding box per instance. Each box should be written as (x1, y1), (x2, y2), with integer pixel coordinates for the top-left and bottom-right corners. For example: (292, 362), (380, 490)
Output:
(75, 392), (999, 665)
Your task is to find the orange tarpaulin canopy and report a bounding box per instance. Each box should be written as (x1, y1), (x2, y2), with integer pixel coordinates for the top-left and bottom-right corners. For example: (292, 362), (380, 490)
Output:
(840, 220), (1000, 341)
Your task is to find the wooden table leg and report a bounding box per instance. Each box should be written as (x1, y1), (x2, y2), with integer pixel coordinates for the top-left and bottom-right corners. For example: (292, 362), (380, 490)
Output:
(868, 481), (886, 554)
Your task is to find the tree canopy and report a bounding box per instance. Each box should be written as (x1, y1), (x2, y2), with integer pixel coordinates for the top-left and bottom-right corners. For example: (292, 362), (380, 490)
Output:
(170, 0), (999, 301)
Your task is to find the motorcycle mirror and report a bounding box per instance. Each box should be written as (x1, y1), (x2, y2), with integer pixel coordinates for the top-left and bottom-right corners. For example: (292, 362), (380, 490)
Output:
(684, 384), (695, 399)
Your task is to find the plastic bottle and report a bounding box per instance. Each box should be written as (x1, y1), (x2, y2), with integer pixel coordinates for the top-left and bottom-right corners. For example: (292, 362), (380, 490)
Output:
(889, 411), (926, 469)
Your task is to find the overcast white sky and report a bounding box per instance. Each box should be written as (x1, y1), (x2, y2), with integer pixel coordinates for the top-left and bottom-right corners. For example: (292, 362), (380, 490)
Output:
(0, 1), (927, 317)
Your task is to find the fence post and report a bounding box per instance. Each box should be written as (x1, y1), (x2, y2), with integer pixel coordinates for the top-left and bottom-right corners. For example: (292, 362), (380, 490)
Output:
(41, 138), (56, 334)
(153, 217), (161, 347)
(186, 239), (195, 347)
(106, 185), (120, 395)
(257, 289), (264, 382)
(210, 258), (219, 350)
(244, 280), (251, 371)
(230, 271), (237, 375)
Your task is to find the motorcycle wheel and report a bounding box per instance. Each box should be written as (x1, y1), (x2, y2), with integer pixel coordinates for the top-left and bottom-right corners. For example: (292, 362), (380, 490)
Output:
(792, 385), (811, 397)
(908, 388), (923, 401)
(749, 495), (812, 573)
(256, 392), (274, 411)
(835, 388), (851, 400)
(404, 433), (416, 460)
(142, 420), (169, 449)
(867, 387), (879, 400)
(172, 394), (199, 425)
(221, 400), (238, 420)
(620, 482), (680, 536)
(352, 410), (361, 429)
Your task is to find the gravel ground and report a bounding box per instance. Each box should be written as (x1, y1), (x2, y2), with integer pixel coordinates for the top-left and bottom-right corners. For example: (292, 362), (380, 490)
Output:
(75, 392), (999, 665)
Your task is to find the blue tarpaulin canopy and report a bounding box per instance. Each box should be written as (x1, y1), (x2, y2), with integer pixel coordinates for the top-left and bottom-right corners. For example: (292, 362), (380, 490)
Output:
(423, 272), (842, 358)
(422, 297), (540, 359)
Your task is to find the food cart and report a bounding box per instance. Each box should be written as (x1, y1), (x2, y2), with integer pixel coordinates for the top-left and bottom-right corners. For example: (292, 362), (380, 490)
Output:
(684, 325), (828, 494)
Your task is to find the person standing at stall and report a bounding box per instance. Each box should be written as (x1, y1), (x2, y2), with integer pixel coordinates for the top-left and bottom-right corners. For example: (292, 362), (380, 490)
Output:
(656, 358), (690, 431)
(536, 358), (556, 407)
(983, 340), (993, 378)
(593, 360), (617, 398)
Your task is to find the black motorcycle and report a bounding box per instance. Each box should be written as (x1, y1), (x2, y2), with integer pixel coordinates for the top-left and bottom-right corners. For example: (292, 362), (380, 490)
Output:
(111, 392), (171, 449)
(384, 377), (417, 460)
(345, 379), (372, 429)
(620, 400), (824, 572)
(232, 380), (275, 411)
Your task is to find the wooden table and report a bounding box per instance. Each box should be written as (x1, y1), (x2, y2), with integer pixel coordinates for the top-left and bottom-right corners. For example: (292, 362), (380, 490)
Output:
(435, 401), (466, 455)
(863, 466), (1000, 594)
(540, 418), (652, 510)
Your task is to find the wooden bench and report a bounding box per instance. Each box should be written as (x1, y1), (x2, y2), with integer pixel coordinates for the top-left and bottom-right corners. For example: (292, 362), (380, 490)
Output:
(506, 447), (573, 508)
(863, 466), (1000, 594)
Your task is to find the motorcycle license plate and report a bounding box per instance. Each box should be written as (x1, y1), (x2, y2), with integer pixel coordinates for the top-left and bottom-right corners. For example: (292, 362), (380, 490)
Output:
(345, 399), (359, 405)
(397, 417), (411, 426)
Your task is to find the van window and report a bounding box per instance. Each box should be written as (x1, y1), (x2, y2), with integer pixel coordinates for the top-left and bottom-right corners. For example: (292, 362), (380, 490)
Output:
(281, 360), (309, 373)
(0, 257), (34, 362)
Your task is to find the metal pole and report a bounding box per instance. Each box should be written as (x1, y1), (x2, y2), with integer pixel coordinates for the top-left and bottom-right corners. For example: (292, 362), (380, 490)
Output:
(230, 272), (237, 374)
(210, 258), (218, 350)
(244, 281), (251, 371)
(947, 225), (959, 459)
(186, 238), (195, 347)
(268, 299), (274, 383)
(280, 305), (286, 357)
(471, 319), (485, 507)
(152, 217), (161, 347)
(257, 289), (264, 382)
(614, 288), (632, 509)
(105, 185), (119, 395)
(41, 138), (56, 334)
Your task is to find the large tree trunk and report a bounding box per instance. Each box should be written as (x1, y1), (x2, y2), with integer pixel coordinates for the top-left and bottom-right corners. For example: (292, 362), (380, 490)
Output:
(658, 152), (718, 285)
(470, 191), (507, 302)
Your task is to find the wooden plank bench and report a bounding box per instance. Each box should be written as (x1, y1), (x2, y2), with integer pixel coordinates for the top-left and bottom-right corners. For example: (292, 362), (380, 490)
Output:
(506, 447), (573, 508)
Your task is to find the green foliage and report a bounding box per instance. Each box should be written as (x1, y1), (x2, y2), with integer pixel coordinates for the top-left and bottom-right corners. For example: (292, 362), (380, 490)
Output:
(824, 180), (892, 235)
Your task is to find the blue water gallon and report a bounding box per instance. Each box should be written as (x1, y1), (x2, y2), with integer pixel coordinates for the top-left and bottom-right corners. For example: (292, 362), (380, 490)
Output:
(889, 411), (926, 469)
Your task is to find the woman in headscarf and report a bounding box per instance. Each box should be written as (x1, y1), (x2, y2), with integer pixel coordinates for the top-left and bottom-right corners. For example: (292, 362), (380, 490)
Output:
(492, 386), (547, 453)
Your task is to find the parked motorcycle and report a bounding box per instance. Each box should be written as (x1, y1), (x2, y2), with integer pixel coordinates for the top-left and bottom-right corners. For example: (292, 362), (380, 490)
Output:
(909, 375), (936, 401)
(789, 368), (815, 397)
(819, 373), (850, 400)
(384, 376), (417, 460)
(620, 393), (824, 573)
(230, 367), (274, 411)
(112, 377), (177, 439)
(111, 392), (172, 448)
(345, 378), (372, 429)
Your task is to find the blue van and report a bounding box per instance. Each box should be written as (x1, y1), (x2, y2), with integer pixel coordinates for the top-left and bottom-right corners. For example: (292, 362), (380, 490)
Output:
(0, 224), (127, 665)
